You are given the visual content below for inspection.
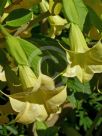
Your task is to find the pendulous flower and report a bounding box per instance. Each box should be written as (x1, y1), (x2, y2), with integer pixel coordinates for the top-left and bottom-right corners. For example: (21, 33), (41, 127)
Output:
(63, 23), (102, 82)
(8, 83), (67, 124)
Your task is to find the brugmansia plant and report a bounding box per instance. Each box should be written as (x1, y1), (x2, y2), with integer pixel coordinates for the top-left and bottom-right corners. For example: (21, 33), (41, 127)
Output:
(0, 24), (67, 124)
(0, 0), (102, 136)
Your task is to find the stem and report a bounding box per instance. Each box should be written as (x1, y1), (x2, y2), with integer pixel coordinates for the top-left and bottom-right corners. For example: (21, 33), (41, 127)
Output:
(27, 11), (50, 31)
(0, 24), (10, 36)
(14, 11), (51, 36)
(4, 0), (22, 13)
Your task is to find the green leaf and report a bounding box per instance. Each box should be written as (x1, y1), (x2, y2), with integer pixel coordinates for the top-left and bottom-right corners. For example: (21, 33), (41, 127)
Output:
(0, 0), (7, 15)
(5, 9), (32, 27)
(62, 0), (88, 29)
(36, 121), (47, 130)
(78, 110), (92, 131)
(17, 37), (42, 77)
(67, 77), (91, 94)
(5, 126), (18, 135)
(31, 4), (40, 15)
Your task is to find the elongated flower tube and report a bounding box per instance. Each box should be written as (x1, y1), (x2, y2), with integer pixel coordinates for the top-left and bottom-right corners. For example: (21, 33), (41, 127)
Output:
(18, 65), (41, 91)
(63, 23), (102, 82)
(69, 23), (89, 53)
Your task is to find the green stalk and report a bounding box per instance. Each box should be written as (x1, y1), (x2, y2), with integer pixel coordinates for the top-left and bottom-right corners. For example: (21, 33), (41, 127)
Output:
(0, 24), (10, 36)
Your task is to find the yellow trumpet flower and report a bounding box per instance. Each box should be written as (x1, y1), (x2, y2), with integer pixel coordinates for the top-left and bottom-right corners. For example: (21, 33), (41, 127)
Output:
(63, 23), (102, 82)
(0, 83), (66, 125)
(0, 73), (67, 124)
(9, 85), (66, 124)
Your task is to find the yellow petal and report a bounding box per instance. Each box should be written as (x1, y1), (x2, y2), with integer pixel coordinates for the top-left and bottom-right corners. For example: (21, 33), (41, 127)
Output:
(63, 65), (81, 78)
(9, 97), (48, 124)
(78, 67), (94, 82)
(46, 86), (67, 112)
(48, 15), (67, 38)
(16, 102), (48, 124)
(9, 97), (25, 112)
(49, 0), (62, 15)
(0, 66), (6, 81)
(49, 15), (67, 26)
(88, 65), (102, 73)
(86, 41), (102, 65)
(64, 65), (94, 82)
(40, 74), (55, 90)
(10, 85), (67, 114)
